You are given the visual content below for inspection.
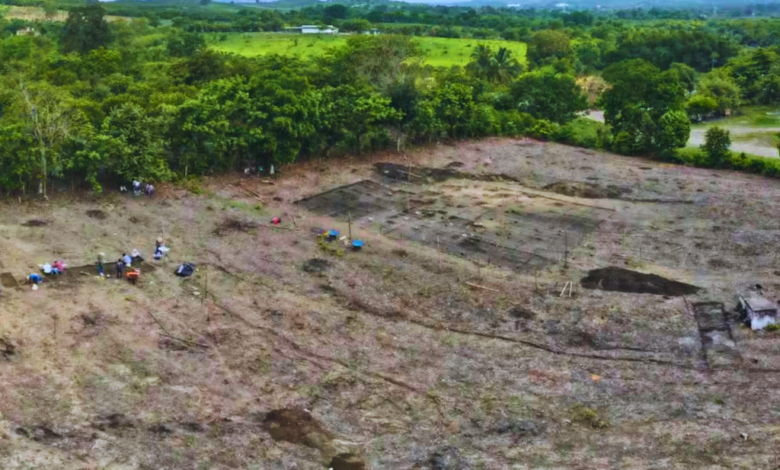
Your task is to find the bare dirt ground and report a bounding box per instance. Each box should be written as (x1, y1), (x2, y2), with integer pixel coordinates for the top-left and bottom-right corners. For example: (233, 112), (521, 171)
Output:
(1, 138), (780, 469)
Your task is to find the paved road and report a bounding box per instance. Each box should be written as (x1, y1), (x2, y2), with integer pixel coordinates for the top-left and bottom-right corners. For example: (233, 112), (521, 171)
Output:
(583, 110), (780, 158)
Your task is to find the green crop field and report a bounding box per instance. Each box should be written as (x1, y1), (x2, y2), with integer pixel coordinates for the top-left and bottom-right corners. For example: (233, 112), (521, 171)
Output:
(208, 33), (526, 67)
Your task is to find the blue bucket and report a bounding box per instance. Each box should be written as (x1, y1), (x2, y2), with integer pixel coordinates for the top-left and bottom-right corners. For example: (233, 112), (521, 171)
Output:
(352, 240), (365, 251)
(327, 229), (340, 241)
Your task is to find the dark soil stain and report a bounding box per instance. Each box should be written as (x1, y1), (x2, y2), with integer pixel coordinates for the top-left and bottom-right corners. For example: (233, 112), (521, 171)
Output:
(375, 162), (519, 184)
(303, 258), (332, 274)
(22, 219), (48, 227)
(213, 218), (258, 236)
(581, 267), (700, 296)
(86, 210), (108, 220)
(544, 181), (631, 199)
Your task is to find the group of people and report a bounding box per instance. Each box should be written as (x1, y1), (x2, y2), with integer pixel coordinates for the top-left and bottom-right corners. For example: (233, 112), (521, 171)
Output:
(26, 237), (170, 288)
(120, 181), (154, 197)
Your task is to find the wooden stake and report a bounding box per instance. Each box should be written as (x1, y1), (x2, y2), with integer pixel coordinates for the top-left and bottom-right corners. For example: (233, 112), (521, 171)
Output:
(465, 282), (500, 293)
(560, 281), (570, 297)
(348, 212), (352, 241)
(203, 265), (207, 307)
(564, 232), (569, 268)
(437, 236), (441, 270)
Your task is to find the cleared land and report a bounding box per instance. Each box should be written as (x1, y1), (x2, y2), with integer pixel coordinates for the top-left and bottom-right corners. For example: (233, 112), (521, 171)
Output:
(1, 139), (780, 468)
(209, 32), (527, 66)
(3, 5), (128, 22)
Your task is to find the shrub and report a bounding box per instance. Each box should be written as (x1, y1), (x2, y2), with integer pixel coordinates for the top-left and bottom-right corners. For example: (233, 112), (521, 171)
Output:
(571, 405), (609, 429)
(528, 119), (558, 140)
(700, 126), (731, 168)
(765, 323), (780, 332)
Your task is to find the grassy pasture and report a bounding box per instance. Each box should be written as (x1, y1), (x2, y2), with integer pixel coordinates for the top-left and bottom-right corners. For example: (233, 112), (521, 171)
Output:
(209, 32), (527, 67)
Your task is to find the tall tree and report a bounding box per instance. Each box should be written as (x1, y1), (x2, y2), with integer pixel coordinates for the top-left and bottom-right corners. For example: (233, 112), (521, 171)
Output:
(599, 59), (689, 155)
(511, 68), (587, 124)
(61, 3), (111, 54)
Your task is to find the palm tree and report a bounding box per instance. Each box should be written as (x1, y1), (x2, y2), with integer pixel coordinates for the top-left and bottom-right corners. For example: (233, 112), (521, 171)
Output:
(467, 45), (523, 84)
(466, 44), (493, 80)
(489, 47), (523, 84)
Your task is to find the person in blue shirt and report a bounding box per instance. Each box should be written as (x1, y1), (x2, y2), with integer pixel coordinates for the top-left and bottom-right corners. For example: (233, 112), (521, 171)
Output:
(27, 273), (43, 284)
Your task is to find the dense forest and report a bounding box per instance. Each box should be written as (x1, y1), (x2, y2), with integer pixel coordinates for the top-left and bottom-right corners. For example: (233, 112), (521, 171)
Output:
(0, 0), (779, 194)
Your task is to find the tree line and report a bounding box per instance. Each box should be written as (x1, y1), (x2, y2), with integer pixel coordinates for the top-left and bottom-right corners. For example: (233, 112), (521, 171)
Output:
(0, 1), (779, 196)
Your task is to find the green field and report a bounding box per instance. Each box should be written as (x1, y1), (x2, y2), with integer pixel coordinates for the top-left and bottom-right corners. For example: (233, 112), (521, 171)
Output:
(209, 33), (526, 67)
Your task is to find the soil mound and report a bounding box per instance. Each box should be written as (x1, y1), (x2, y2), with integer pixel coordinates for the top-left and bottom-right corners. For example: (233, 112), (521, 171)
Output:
(86, 210), (107, 220)
(22, 219), (48, 227)
(581, 267), (700, 296)
(1, 273), (18, 288)
(263, 408), (333, 451)
(543, 181), (630, 199)
(330, 453), (367, 470)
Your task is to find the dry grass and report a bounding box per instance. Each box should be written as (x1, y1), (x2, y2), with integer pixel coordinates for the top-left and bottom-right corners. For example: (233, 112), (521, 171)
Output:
(0, 140), (780, 468)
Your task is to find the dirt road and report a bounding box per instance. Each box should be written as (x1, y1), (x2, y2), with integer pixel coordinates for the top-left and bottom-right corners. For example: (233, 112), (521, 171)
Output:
(585, 111), (780, 158)
(689, 126), (780, 158)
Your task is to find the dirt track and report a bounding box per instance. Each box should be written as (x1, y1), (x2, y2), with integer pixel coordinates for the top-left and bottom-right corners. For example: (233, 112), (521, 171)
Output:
(688, 126), (780, 158)
(585, 110), (780, 158)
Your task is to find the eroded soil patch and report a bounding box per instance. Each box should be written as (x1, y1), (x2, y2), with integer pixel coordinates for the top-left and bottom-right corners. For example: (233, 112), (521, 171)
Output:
(581, 267), (700, 296)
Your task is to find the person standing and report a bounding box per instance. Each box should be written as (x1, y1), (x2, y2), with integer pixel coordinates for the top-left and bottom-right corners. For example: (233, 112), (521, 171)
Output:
(115, 259), (125, 280)
(97, 253), (105, 277)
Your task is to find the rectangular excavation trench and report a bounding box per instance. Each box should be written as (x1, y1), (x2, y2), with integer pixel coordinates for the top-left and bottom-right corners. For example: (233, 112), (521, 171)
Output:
(299, 179), (604, 273)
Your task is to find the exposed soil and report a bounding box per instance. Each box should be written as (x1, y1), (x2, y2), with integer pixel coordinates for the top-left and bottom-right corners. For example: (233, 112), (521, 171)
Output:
(543, 181), (631, 199)
(21, 219), (48, 227)
(262, 408), (333, 451)
(3, 138), (780, 469)
(1, 272), (19, 288)
(330, 453), (367, 470)
(213, 218), (258, 236)
(581, 267), (700, 296)
(374, 162), (518, 184)
(86, 210), (107, 220)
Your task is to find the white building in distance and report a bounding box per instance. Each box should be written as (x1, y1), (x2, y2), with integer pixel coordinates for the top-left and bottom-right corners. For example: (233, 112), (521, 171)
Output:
(286, 25), (339, 34)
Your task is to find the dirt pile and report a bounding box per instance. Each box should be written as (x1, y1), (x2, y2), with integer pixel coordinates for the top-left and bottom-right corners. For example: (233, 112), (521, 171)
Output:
(543, 181), (630, 199)
(330, 453), (367, 470)
(263, 408), (333, 451)
(1, 273), (18, 288)
(581, 267), (700, 296)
